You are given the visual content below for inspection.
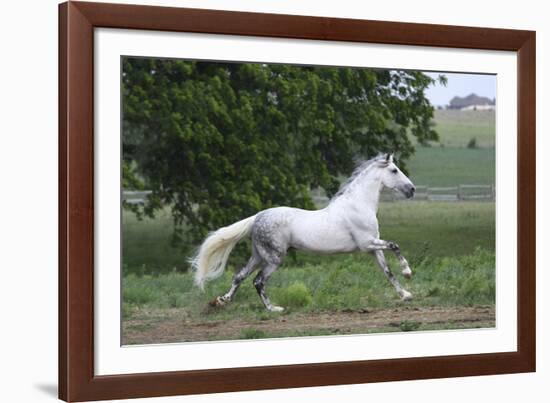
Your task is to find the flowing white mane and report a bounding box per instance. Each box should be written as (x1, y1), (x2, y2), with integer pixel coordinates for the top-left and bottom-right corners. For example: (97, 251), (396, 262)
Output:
(332, 154), (387, 200)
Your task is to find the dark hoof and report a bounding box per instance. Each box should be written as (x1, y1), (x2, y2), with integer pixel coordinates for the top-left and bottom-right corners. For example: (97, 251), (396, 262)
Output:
(209, 298), (221, 307)
(388, 241), (399, 251)
(209, 296), (227, 308)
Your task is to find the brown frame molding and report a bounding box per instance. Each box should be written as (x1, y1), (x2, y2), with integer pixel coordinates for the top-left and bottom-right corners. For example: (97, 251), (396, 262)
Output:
(59, 1), (536, 401)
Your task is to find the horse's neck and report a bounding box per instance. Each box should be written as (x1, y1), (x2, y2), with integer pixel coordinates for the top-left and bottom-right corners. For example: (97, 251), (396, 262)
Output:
(333, 170), (383, 213)
(353, 173), (383, 211)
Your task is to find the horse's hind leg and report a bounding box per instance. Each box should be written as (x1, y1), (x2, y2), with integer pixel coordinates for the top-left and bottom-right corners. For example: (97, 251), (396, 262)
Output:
(211, 253), (260, 307)
(253, 262), (284, 312)
(372, 250), (412, 301)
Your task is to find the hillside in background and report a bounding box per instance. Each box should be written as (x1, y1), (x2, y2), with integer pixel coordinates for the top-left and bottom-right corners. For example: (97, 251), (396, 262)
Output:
(405, 108), (495, 187)
(427, 109), (495, 148)
(448, 93), (495, 109)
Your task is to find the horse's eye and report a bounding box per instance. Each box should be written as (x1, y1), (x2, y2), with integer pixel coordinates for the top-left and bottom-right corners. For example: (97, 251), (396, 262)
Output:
(391, 168), (398, 174)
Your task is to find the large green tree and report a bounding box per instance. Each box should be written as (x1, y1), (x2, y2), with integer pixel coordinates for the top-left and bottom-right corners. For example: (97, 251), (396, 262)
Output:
(122, 58), (441, 249)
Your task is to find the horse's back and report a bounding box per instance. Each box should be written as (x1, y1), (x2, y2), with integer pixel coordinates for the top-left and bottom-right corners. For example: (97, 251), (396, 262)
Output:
(251, 206), (301, 239)
(252, 206), (356, 255)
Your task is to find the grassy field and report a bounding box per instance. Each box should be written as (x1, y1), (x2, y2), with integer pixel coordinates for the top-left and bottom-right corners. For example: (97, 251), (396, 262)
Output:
(123, 207), (189, 272)
(406, 109), (495, 187)
(123, 247), (495, 343)
(430, 109), (495, 148)
(407, 147), (495, 186)
(123, 246), (495, 315)
(122, 109), (496, 344)
(123, 201), (495, 273)
(122, 201), (495, 343)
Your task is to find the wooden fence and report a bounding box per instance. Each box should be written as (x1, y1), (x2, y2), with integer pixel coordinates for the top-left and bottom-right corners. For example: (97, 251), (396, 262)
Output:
(124, 185), (495, 206)
(122, 190), (152, 205)
(380, 184), (495, 202)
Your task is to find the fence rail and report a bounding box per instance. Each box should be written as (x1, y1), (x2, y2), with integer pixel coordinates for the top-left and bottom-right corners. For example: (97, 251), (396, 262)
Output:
(124, 185), (495, 206)
(380, 184), (495, 202)
(122, 190), (152, 205)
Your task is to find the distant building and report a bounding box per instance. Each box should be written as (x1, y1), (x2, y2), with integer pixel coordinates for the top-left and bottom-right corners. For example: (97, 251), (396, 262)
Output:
(447, 93), (495, 110)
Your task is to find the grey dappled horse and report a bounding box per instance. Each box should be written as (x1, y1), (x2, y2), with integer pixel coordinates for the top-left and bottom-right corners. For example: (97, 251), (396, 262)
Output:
(191, 153), (416, 312)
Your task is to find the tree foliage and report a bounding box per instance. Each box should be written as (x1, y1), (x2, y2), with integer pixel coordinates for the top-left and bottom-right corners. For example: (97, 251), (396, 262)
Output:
(122, 58), (439, 248)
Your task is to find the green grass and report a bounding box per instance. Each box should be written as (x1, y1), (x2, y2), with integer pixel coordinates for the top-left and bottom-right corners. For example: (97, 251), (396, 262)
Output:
(205, 320), (493, 341)
(122, 208), (189, 272)
(122, 200), (495, 327)
(430, 109), (495, 148)
(122, 198), (495, 343)
(378, 201), (494, 259)
(123, 201), (495, 274)
(123, 247), (495, 323)
(403, 109), (496, 187)
(240, 328), (268, 339)
(407, 147), (495, 187)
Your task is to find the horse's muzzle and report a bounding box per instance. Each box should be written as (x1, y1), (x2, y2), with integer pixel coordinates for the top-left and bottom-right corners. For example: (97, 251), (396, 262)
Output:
(403, 185), (415, 199)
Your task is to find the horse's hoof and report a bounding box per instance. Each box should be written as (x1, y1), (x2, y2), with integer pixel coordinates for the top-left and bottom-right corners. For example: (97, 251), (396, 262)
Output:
(209, 296), (227, 307)
(400, 290), (413, 301)
(269, 305), (284, 312)
(402, 267), (412, 279)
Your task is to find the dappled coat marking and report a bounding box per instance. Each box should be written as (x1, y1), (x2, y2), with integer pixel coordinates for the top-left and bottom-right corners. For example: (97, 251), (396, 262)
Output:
(190, 154), (416, 312)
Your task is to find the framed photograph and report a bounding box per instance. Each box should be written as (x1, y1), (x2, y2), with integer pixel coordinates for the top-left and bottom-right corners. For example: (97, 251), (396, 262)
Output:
(59, 1), (535, 401)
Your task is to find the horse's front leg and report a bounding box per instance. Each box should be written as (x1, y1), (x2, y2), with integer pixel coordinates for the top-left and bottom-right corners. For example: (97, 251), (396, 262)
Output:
(370, 250), (413, 301)
(370, 239), (412, 279)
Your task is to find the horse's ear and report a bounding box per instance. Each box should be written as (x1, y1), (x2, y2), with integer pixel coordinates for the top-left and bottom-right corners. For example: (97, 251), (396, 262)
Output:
(385, 153), (393, 163)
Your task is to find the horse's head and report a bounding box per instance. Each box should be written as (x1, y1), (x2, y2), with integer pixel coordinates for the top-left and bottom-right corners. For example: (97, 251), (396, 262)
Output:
(378, 153), (415, 199)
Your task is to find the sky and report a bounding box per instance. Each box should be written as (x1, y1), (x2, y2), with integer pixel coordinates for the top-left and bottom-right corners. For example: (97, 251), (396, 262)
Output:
(423, 72), (496, 107)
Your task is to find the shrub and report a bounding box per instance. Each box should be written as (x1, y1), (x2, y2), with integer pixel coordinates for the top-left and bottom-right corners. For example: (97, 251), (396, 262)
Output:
(123, 275), (156, 305)
(240, 328), (267, 339)
(400, 320), (421, 332)
(276, 282), (313, 308)
(467, 137), (478, 149)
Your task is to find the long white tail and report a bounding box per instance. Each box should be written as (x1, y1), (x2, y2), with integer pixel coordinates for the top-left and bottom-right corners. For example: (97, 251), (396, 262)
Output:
(190, 215), (256, 289)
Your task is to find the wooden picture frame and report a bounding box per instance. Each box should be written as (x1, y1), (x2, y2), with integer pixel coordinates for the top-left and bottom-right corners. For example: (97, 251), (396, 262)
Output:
(59, 1), (536, 401)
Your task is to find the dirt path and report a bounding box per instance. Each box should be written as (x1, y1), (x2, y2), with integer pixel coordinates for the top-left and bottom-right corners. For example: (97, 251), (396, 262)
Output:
(123, 305), (495, 345)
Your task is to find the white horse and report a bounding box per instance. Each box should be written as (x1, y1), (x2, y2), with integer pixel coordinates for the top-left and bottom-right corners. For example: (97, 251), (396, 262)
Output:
(191, 153), (416, 312)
